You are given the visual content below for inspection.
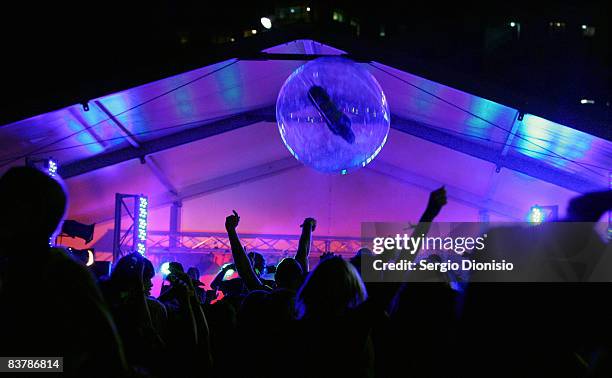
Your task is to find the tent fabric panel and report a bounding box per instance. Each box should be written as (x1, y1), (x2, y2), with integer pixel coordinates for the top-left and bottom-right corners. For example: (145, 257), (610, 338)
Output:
(178, 167), (481, 238)
(66, 158), (166, 223)
(377, 129), (498, 197)
(369, 62), (517, 146)
(148, 121), (290, 190)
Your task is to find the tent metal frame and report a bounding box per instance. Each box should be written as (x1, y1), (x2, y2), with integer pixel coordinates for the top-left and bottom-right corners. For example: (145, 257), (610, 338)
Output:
(112, 193), (147, 261)
(143, 230), (364, 259)
(58, 105), (602, 195)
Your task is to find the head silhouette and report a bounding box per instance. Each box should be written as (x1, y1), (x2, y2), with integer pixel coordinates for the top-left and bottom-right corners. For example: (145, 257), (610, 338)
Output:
(275, 258), (303, 291)
(0, 166), (67, 252)
(349, 247), (375, 275)
(296, 256), (367, 320)
(248, 251), (266, 276)
(111, 252), (155, 295)
(187, 266), (200, 281)
(566, 190), (612, 222)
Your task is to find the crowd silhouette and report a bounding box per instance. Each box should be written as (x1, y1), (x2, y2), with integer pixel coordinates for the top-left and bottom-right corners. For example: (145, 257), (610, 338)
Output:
(0, 166), (611, 377)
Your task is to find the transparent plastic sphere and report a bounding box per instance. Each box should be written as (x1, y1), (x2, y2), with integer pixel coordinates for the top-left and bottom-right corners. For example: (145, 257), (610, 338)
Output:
(276, 57), (390, 174)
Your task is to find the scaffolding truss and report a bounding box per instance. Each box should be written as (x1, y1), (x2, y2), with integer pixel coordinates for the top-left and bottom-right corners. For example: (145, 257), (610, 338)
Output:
(113, 193), (148, 261)
(142, 230), (365, 260)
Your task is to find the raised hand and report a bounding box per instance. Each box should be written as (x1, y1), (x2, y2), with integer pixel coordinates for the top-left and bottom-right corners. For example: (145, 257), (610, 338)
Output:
(225, 210), (240, 231)
(300, 217), (317, 232)
(225, 210), (265, 291)
(424, 186), (447, 220)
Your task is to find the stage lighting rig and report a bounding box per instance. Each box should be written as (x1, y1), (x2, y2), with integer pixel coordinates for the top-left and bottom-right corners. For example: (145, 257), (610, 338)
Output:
(527, 205), (558, 225)
(25, 157), (59, 178)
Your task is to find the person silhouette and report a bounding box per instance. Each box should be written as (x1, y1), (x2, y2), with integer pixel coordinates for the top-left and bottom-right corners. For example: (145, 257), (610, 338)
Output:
(0, 167), (128, 377)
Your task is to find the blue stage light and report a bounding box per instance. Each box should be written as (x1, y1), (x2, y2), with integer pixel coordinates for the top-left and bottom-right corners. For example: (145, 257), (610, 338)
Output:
(527, 205), (546, 225)
(160, 262), (171, 277)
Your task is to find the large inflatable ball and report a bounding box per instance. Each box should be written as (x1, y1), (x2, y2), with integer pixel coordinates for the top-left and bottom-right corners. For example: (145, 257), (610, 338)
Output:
(276, 57), (390, 174)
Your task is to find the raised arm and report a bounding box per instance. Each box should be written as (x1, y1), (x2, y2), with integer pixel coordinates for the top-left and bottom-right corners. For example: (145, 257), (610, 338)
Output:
(225, 210), (266, 291)
(410, 186), (447, 250)
(296, 217), (316, 274)
(375, 187), (448, 308)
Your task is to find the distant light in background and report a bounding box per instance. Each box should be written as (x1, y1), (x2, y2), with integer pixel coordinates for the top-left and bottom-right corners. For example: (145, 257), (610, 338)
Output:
(528, 205), (546, 225)
(251, 29), (257, 35)
(290, 8), (295, 13)
(137, 196), (148, 255)
(509, 21), (516, 27)
(306, 7), (311, 12)
(582, 25), (596, 37)
(230, 37), (235, 42)
(580, 99), (595, 104)
(260, 17), (272, 29)
(549, 21), (566, 29)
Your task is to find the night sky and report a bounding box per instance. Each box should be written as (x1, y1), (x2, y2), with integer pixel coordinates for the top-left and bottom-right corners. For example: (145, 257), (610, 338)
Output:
(0, 1), (608, 138)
